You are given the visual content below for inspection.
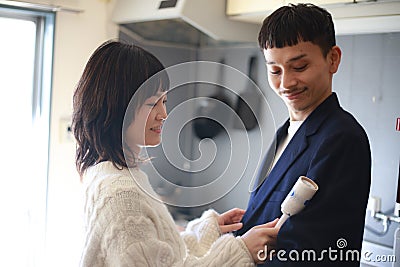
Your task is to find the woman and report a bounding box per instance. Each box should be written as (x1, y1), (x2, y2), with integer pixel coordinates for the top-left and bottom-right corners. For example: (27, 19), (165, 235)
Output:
(72, 40), (278, 267)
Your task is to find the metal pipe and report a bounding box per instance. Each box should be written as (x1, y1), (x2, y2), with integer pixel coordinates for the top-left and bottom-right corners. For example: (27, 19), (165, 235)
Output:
(365, 210), (400, 236)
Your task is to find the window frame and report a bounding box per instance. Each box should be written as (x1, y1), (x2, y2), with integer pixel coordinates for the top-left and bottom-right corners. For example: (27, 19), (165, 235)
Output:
(0, 4), (55, 267)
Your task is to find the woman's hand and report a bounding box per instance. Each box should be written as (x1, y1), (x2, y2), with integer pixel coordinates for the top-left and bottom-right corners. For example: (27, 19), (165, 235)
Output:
(217, 208), (246, 234)
(240, 218), (279, 264)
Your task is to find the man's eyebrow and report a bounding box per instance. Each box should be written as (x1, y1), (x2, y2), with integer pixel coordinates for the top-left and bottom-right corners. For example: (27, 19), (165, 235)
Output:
(266, 54), (307, 65)
(287, 54), (307, 63)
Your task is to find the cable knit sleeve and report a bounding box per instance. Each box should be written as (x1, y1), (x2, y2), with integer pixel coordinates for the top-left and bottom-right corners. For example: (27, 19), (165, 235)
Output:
(180, 209), (254, 266)
(114, 216), (255, 267)
(109, 215), (181, 267)
(81, 165), (254, 267)
(113, 202), (255, 267)
(185, 234), (255, 267)
(81, 173), (186, 267)
(180, 209), (221, 257)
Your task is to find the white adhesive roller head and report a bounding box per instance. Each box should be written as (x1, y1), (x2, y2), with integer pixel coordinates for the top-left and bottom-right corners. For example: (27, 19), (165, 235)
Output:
(276, 176), (318, 228)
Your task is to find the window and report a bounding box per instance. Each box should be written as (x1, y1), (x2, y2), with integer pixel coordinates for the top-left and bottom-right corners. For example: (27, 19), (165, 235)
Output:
(0, 5), (54, 267)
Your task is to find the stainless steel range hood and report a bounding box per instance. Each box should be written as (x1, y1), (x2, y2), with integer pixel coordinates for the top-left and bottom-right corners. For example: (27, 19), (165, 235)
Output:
(112, 0), (260, 46)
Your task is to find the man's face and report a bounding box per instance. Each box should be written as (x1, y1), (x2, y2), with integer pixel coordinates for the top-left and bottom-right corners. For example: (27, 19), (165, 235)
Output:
(264, 41), (341, 121)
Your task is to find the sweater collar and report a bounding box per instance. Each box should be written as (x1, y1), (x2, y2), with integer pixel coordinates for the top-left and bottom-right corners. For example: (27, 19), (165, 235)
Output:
(83, 161), (142, 185)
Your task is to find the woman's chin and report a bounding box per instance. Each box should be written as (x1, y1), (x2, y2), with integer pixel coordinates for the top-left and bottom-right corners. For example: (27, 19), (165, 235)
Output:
(144, 141), (161, 148)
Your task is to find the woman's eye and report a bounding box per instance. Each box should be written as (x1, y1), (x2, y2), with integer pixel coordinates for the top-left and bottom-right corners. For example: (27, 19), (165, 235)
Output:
(266, 63), (281, 75)
(163, 99), (167, 105)
(270, 70), (281, 75)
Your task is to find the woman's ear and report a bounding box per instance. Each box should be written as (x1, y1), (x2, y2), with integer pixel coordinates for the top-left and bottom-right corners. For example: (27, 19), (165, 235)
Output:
(329, 46), (342, 74)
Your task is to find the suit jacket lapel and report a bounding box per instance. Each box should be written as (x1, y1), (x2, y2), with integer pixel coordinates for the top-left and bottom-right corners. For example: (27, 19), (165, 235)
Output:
(253, 121), (289, 192)
(245, 93), (340, 219)
(249, 125), (309, 215)
(247, 121), (288, 206)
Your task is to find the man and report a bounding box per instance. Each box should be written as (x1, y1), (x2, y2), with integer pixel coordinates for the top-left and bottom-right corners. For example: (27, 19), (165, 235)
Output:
(236, 3), (371, 266)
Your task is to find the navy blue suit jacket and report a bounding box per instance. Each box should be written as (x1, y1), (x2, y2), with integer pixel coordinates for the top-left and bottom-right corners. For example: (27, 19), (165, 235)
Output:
(236, 93), (371, 266)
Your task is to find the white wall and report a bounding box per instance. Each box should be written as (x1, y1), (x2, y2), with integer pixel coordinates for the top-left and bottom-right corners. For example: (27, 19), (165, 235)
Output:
(24, 0), (118, 266)
(335, 33), (400, 249)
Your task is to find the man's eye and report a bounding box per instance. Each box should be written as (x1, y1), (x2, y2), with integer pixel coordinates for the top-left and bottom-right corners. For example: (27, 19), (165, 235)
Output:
(294, 65), (307, 71)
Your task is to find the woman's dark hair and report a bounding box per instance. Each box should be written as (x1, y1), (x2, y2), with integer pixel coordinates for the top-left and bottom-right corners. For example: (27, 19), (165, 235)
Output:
(72, 40), (169, 178)
(258, 3), (336, 57)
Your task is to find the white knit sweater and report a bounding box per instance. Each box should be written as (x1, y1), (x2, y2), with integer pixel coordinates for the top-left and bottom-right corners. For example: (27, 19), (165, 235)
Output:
(80, 161), (254, 267)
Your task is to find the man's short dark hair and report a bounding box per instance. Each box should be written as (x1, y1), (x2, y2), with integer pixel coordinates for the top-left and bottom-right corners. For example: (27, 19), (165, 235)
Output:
(258, 3), (336, 56)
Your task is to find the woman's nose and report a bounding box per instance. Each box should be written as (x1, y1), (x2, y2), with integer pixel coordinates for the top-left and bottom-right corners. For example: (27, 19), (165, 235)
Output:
(156, 105), (168, 120)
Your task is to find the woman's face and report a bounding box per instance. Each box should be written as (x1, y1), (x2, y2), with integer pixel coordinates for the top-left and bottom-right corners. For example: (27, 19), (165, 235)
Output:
(125, 92), (168, 154)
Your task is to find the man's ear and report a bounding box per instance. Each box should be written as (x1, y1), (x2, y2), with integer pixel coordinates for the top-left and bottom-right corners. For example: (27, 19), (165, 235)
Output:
(329, 46), (342, 74)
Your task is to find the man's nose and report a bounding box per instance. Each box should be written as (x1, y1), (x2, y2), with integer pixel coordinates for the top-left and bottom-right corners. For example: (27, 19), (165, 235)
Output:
(281, 71), (297, 89)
